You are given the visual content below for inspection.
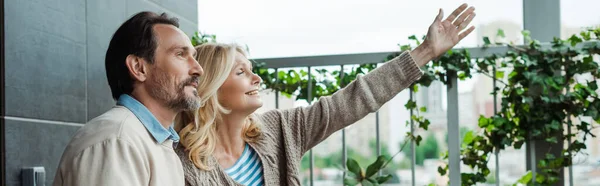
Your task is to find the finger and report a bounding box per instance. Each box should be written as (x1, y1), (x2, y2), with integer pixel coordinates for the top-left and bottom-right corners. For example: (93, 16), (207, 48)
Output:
(457, 12), (476, 31)
(433, 8), (444, 23)
(445, 3), (468, 23)
(458, 26), (476, 40)
(453, 7), (475, 27)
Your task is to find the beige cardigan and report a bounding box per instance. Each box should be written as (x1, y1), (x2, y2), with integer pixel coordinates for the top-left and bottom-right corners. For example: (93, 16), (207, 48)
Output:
(176, 51), (423, 186)
(53, 106), (184, 186)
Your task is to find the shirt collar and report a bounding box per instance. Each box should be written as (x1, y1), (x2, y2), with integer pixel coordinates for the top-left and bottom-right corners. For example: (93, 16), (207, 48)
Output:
(117, 94), (180, 143)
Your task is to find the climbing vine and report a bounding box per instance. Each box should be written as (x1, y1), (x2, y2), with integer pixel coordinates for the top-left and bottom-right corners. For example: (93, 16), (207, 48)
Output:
(404, 28), (600, 185)
(191, 27), (600, 185)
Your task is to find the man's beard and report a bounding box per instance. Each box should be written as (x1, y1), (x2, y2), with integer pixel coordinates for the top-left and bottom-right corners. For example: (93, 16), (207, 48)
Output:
(147, 71), (200, 112)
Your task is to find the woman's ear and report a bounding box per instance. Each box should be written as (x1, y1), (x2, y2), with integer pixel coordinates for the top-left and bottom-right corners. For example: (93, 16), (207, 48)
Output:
(125, 55), (148, 82)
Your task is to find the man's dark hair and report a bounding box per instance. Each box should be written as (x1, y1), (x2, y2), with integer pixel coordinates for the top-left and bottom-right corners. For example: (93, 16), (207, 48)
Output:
(105, 11), (180, 100)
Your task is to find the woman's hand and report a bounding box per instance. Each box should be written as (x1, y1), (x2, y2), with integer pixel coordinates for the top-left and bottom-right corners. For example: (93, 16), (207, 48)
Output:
(411, 3), (476, 67)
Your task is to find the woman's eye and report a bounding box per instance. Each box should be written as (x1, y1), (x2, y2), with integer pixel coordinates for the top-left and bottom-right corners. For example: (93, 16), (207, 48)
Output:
(236, 70), (245, 75)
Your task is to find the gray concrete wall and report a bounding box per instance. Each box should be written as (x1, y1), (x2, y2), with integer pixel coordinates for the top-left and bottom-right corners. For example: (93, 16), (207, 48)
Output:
(1, 0), (198, 185)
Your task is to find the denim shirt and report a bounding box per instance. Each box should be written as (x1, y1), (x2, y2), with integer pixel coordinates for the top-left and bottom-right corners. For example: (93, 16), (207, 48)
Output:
(117, 94), (180, 143)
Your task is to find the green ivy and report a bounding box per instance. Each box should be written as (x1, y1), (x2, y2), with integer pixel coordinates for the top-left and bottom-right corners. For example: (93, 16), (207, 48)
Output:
(251, 61), (378, 103)
(190, 27), (600, 185)
(422, 27), (600, 185)
(190, 31), (216, 46)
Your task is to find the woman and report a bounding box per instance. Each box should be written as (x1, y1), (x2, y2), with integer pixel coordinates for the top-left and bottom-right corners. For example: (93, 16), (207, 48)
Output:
(176, 4), (476, 186)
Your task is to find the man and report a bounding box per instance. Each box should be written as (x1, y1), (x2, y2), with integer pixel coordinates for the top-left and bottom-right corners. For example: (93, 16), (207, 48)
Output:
(53, 11), (203, 186)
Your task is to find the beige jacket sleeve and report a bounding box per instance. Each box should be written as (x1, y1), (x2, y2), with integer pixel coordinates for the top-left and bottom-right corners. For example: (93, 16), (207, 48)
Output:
(260, 51), (423, 153)
(53, 139), (149, 186)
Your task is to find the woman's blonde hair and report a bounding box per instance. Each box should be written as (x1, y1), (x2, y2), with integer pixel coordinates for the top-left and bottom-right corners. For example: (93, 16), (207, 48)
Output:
(176, 43), (262, 170)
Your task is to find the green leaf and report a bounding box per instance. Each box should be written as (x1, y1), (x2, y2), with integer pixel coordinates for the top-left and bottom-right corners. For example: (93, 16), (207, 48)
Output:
(550, 120), (560, 130)
(589, 80), (598, 91)
(447, 64), (460, 71)
(523, 97), (533, 104)
(345, 171), (358, 179)
(535, 174), (546, 183)
(416, 135), (423, 146)
(463, 131), (474, 145)
(508, 71), (518, 79)
(585, 107), (599, 119)
(404, 100), (417, 109)
(495, 71), (505, 79)
(344, 177), (359, 186)
(538, 160), (548, 168)
(545, 137), (558, 144)
(400, 45), (412, 51)
(516, 87), (525, 95)
(516, 171), (533, 184)
(493, 118), (507, 127)
(420, 119), (431, 130)
(365, 156), (387, 178)
(420, 107), (427, 112)
(497, 29), (506, 38)
(521, 30), (531, 37)
(299, 70), (307, 77)
(368, 178), (380, 186)
(483, 37), (491, 45)
(583, 56), (595, 65)
(438, 166), (447, 175)
(458, 72), (468, 80)
(569, 35), (583, 47)
(376, 174), (393, 184)
(581, 31), (592, 40)
(346, 158), (362, 177)
(548, 176), (559, 183)
(546, 153), (556, 160)
(408, 35), (421, 45)
(541, 96), (551, 103)
(478, 116), (489, 128)
(278, 71), (286, 79)
(545, 77), (561, 90)
(486, 124), (495, 132)
(361, 179), (374, 186)
(413, 84), (419, 92)
(532, 129), (542, 136)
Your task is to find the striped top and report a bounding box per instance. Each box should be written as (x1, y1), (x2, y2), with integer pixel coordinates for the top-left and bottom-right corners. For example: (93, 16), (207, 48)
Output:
(224, 144), (264, 186)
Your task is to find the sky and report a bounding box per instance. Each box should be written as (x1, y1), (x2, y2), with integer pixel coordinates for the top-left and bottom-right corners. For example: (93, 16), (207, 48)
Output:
(197, 0), (599, 59)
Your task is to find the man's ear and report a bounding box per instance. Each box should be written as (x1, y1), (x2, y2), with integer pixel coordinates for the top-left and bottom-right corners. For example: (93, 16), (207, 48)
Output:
(125, 55), (149, 82)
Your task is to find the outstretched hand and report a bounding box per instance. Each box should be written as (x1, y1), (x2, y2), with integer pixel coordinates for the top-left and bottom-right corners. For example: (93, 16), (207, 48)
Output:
(411, 3), (476, 66)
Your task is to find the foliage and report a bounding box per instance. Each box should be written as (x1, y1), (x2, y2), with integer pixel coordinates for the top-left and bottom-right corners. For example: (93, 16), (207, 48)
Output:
(191, 27), (600, 185)
(422, 27), (600, 185)
(190, 31), (216, 46)
(300, 140), (406, 185)
(343, 139), (411, 186)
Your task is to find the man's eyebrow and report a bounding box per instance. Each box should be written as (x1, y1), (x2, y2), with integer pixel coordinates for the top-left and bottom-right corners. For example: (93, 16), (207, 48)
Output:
(167, 45), (191, 53)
